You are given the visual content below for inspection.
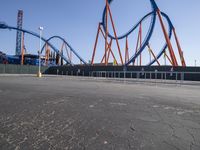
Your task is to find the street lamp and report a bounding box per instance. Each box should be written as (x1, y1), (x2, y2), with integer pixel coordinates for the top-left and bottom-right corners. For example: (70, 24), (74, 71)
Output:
(37, 26), (43, 77)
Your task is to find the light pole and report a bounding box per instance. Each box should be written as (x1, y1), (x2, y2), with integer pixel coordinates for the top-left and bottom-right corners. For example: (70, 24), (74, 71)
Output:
(37, 26), (43, 77)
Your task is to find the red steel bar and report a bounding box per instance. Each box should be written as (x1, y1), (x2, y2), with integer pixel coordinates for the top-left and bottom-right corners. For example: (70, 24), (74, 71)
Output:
(139, 23), (142, 66)
(107, 0), (124, 65)
(173, 28), (186, 67)
(21, 32), (24, 65)
(147, 44), (160, 66)
(91, 23), (101, 65)
(157, 9), (178, 66)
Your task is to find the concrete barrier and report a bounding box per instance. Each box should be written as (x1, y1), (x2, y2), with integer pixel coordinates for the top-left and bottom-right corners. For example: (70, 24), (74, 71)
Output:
(0, 64), (48, 74)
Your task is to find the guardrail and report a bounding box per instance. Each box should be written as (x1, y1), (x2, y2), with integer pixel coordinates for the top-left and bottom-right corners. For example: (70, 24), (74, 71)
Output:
(54, 69), (200, 82)
(89, 71), (200, 82)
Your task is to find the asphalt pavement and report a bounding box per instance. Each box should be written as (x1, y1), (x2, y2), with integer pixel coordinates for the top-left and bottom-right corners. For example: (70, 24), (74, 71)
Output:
(0, 76), (200, 150)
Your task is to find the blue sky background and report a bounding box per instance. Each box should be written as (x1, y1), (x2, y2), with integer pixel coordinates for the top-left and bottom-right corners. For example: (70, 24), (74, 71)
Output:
(0, 0), (200, 66)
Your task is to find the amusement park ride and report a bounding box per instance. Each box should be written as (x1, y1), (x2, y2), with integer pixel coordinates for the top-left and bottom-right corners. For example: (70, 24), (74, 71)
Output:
(0, 0), (186, 68)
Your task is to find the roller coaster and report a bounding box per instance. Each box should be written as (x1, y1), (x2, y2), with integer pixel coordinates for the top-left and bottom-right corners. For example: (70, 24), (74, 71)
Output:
(92, 0), (186, 67)
(0, 0), (186, 67)
(0, 22), (87, 66)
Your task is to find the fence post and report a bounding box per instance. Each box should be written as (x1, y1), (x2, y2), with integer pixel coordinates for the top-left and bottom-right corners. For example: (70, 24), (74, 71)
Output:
(181, 72), (184, 84)
(155, 70), (158, 83)
(150, 72), (152, 80)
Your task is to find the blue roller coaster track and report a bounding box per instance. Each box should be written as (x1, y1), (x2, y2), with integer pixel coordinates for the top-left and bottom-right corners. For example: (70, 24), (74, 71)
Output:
(102, 0), (175, 66)
(0, 22), (87, 66)
(1, 0), (180, 67)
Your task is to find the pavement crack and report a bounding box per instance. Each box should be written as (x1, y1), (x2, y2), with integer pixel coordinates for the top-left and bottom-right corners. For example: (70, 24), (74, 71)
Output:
(163, 140), (181, 150)
(130, 125), (136, 132)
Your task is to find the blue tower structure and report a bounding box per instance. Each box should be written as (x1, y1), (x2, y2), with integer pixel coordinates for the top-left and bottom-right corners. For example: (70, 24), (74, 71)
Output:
(15, 10), (23, 56)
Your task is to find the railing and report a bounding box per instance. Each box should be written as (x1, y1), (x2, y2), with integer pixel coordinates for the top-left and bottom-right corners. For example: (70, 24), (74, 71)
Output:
(88, 71), (200, 83)
(55, 68), (200, 82)
(90, 71), (184, 79)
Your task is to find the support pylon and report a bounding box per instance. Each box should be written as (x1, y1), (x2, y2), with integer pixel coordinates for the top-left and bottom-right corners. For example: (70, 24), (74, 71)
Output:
(106, 0), (123, 65)
(147, 44), (160, 66)
(21, 32), (25, 65)
(164, 51), (173, 65)
(172, 28), (186, 67)
(91, 23), (101, 65)
(157, 9), (178, 67)
(125, 36), (129, 64)
(91, 0), (124, 65)
(133, 23), (142, 66)
(45, 44), (49, 66)
(139, 23), (142, 66)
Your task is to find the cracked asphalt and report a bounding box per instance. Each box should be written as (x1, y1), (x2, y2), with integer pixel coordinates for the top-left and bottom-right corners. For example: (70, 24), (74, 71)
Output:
(0, 76), (200, 150)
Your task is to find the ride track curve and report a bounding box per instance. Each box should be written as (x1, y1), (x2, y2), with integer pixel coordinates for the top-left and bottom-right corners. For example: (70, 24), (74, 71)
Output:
(40, 36), (87, 64)
(101, 0), (175, 66)
(1, 0), (183, 67)
(0, 23), (87, 66)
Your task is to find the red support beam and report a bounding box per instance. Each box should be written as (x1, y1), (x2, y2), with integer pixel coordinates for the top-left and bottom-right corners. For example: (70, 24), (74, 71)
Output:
(164, 51), (173, 65)
(91, 23), (101, 65)
(134, 26), (141, 66)
(157, 9), (178, 66)
(125, 36), (129, 63)
(106, 39), (113, 64)
(107, 0), (124, 65)
(173, 28), (186, 67)
(105, 0), (109, 65)
(101, 39), (111, 63)
(139, 23), (142, 66)
(60, 42), (65, 66)
(147, 44), (160, 66)
(45, 43), (48, 65)
(99, 27), (118, 65)
(21, 32), (24, 65)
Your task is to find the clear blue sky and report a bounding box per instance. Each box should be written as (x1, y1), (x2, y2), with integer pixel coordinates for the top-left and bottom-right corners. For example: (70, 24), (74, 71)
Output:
(0, 0), (200, 66)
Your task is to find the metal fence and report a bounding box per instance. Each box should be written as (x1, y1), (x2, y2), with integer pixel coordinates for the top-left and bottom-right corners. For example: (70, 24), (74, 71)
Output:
(88, 71), (200, 82)
(0, 64), (48, 74)
(53, 68), (200, 82)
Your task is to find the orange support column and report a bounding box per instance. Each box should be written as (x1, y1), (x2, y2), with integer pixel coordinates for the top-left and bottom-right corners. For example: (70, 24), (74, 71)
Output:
(172, 28), (186, 67)
(91, 23), (101, 65)
(45, 44), (51, 66)
(21, 32), (24, 65)
(164, 51), (173, 65)
(105, 0), (109, 65)
(139, 23), (142, 66)
(45, 44), (48, 65)
(125, 37), (129, 63)
(99, 28), (118, 65)
(133, 25), (141, 66)
(101, 39), (111, 63)
(157, 9), (178, 66)
(147, 44), (160, 66)
(107, 0), (124, 65)
(60, 42), (65, 66)
(106, 39), (113, 64)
